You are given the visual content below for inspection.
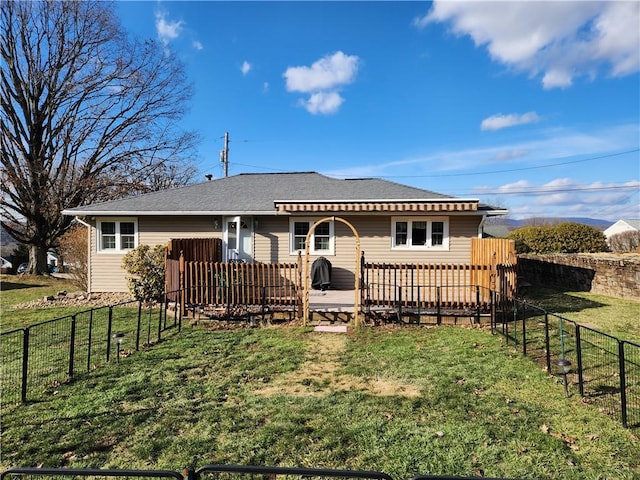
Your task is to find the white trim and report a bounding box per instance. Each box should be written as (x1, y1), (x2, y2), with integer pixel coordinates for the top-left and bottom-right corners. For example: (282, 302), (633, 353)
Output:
(289, 218), (335, 256)
(391, 216), (449, 250)
(96, 217), (138, 254)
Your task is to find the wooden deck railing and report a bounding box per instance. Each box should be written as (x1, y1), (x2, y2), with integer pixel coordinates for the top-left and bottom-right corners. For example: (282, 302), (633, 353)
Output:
(362, 262), (516, 310)
(166, 254), (302, 314)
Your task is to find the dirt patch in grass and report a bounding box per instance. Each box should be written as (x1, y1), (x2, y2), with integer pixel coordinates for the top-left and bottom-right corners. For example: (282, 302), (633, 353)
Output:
(254, 332), (421, 398)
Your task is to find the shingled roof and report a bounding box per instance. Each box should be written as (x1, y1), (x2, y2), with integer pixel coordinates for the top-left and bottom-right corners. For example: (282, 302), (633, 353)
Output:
(63, 172), (502, 216)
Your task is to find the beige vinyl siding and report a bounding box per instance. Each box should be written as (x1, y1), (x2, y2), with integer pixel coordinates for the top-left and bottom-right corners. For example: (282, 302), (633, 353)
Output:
(88, 213), (482, 292)
(88, 216), (219, 293)
(253, 214), (482, 290)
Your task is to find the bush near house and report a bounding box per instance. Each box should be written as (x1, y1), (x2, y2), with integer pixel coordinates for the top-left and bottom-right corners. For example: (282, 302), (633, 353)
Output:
(58, 224), (88, 290)
(121, 244), (167, 303)
(508, 222), (608, 254)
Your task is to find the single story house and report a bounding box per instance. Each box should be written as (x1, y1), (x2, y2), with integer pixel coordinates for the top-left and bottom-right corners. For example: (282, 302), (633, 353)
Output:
(62, 172), (507, 293)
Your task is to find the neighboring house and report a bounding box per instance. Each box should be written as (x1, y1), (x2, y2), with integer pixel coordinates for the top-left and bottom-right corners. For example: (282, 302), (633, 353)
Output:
(0, 257), (12, 274)
(603, 219), (640, 241)
(62, 172), (508, 293)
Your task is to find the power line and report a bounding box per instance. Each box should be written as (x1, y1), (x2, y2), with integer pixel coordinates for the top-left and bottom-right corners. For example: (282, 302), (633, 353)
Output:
(369, 148), (640, 179)
(225, 148), (640, 179)
(460, 184), (640, 196)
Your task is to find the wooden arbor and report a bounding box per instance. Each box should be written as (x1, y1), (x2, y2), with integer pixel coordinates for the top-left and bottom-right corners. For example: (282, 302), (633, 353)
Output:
(303, 216), (362, 326)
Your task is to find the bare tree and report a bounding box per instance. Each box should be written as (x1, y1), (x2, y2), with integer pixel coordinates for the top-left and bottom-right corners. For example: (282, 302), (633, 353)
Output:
(1, 0), (198, 274)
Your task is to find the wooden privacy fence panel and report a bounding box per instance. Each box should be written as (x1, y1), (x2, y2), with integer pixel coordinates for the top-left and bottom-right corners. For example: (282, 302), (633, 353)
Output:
(165, 258), (181, 302)
(471, 237), (517, 294)
(180, 261), (300, 308)
(167, 238), (222, 262)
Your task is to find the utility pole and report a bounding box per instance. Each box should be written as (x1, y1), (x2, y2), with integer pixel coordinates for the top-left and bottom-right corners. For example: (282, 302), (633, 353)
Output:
(220, 131), (229, 177)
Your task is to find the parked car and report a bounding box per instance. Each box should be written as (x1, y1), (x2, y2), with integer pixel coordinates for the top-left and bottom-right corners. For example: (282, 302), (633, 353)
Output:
(16, 262), (28, 274)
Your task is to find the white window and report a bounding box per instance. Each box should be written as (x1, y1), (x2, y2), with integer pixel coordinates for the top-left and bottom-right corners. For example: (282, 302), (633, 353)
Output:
(97, 218), (138, 253)
(391, 217), (449, 250)
(290, 218), (334, 255)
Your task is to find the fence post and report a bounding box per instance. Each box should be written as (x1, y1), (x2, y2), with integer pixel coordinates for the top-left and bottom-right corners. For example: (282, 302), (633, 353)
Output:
(436, 286), (441, 325)
(147, 303), (152, 345)
(396, 286), (402, 323)
(522, 301), (527, 356)
(179, 250), (185, 317)
(157, 300), (162, 342)
(489, 290), (497, 335)
(512, 298), (518, 346)
(575, 324), (584, 397)
(106, 306), (113, 362)
(68, 316), (76, 378)
(136, 301), (142, 351)
(87, 309), (94, 373)
(544, 312), (551, 374)
(619, 341), (628, 428)
(21, 328), (29, 404)
(475, 286), (480, 324)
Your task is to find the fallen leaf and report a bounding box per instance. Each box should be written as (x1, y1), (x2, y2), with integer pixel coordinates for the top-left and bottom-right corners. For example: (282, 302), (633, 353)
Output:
(540, 424), (550, 434)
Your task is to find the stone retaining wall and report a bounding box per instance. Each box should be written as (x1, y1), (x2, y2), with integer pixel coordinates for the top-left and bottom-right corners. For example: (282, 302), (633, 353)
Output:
(518, 254), (640, 301)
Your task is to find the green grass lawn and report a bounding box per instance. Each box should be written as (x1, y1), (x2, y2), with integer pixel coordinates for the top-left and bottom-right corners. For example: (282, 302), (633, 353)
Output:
(1, 274), (84, 330)
(521, 285), (640, 343)
(1, 276), (639, 479)
(2, 325), (639, 479)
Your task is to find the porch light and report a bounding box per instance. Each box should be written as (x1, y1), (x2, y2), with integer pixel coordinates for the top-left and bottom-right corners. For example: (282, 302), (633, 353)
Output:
(557, 358), (571, 397)
(112, 332), (124, 363)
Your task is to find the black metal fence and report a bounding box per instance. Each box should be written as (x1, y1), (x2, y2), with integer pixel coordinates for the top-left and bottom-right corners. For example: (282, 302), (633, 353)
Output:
(491, 293), (640, 429)
(363, 284), (491, 325)
(0, 291), (182, 405)
(1, 464), (519, 480)
(3, 284), (638, 431)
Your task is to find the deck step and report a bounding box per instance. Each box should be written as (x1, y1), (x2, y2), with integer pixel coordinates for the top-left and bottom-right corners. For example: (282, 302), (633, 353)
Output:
(313, 325), (348, 333)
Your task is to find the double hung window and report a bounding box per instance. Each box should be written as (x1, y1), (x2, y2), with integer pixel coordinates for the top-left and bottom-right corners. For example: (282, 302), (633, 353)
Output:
(98, 218), (137, 252)
(290, 218), (334, 255)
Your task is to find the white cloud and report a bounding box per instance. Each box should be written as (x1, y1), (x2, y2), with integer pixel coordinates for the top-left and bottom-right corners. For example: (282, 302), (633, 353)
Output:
(284, 51), (359, 92)
(193, 40), (203, 51)
(481, 112), (540, 131)
(283, 51), (360, 115)
(155, 11), (184, 46)
(241, 61), (252, 76)
(492, 149), (530, 161)
(326, 123), (638, 180)
(299, 91), (344, 115)
(263, 82), (270, 93)
(417, 1), (640, 89)
(486, 178), (640, 219)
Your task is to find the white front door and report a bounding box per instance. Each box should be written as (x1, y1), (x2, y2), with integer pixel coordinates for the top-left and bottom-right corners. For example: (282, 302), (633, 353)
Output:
(223, 216), (253, 262)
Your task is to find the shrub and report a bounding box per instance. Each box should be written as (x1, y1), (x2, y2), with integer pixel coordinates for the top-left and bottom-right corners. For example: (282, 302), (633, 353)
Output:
(609, 230), (640, 253)
(58, 225), (88, 290)
(507, 226), (552, 254)
(121, 244), (166, 303)
(550, 222), (608, 253)
(508, 222), (608, 254)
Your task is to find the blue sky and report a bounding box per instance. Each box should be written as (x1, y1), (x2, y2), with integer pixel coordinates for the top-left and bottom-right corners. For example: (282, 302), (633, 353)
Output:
(115, 1), (640, 222)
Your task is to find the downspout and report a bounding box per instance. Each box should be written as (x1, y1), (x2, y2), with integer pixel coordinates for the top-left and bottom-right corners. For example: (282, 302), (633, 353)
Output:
(478, 216), (486, 238)
(74, 216), (92, 293)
